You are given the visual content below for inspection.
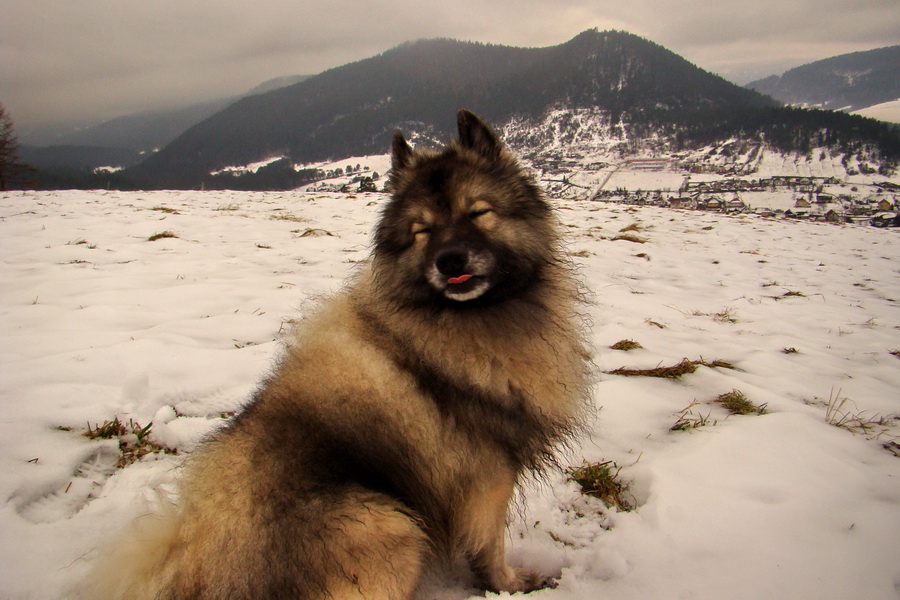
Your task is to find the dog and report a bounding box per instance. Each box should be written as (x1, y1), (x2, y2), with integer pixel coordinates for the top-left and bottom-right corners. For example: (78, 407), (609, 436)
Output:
(85, 109), (592, 600)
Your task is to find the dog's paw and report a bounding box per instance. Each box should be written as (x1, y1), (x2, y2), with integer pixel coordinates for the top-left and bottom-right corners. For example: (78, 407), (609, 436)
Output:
(498, 568), (556, 594)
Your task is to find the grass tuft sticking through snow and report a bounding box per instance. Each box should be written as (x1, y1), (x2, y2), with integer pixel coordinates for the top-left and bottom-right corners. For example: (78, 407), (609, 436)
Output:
(712, 309), (738, 324)
(83, 417), (176, 468)
(610, 339), (643, 351)
(611, 233), (647, 244)
(270, 212), (310, 223)
(606, 357), (735, 379)
(671, 400), (716, 431)
(147, 231), (178, 242)
(768, 290), (808, 300)
(671, 306), (739, 324)
(295, 228), (335, 237)
(823, 390), (899, 442)
(714, 390), (767, 416)
(567, 461), (633, 511)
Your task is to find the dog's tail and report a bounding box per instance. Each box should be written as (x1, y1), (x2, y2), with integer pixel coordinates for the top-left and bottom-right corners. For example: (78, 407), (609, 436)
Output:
(77, 497), (183, 600)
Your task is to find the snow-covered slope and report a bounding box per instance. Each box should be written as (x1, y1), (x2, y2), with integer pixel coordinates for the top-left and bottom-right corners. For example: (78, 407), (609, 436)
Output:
(1, 190), (898, 599)
(499, 109), (899, 201)
(853, 99), (900, 124)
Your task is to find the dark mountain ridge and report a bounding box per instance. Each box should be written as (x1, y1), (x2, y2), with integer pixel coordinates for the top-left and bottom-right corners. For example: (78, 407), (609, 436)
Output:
(127, 30), (785, 188)
(27, 100), (234, 152)
(24, 75), (311, 153)
(747, 45), (900, 112)
(19, 144), (142, 171)
(18, 30), (900, 191)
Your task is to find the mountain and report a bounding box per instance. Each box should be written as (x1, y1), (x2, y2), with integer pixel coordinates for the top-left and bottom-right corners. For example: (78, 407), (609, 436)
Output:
(746, 45), (900, 113)
(244, 75), (311, 97)
(25, 75), (310, 153)
(15, 144), (142, 190)
(121, 30), (900, 191)
(20, 31), (900, 191)
(32, 100), (236, 153)
(19, 144), (142, 171)
(126, 30), (788, 188)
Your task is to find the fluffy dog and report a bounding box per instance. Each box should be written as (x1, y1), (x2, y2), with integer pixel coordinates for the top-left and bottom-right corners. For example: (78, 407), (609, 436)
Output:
(86, 109), (592, 600)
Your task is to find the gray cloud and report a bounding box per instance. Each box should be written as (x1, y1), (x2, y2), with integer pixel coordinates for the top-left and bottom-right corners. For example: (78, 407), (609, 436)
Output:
(3, 0), (898, 137)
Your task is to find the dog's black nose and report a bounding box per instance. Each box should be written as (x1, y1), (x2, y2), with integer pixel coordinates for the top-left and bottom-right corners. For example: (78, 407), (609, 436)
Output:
(435, 247), (469, 277)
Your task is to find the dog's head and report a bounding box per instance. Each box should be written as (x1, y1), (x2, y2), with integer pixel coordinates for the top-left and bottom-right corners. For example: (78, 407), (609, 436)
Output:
(373, 110), (558, 308)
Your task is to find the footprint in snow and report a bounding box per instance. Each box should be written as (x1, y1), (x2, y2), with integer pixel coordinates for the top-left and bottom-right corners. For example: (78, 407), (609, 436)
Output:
(16, 444), (120, 524)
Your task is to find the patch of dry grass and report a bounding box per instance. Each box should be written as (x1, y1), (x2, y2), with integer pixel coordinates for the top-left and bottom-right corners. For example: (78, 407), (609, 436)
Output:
(669, 306), (738, 324)
(270, 212), (310, 223)
(671, 400), (716, 431)
(766, 290), (809, 301)
(147, 231), (178, 242)
(606, 357), (735, 379)
(84, 417), (176, 468)
(823, 390), (898, 441)
(567, 461), (633, 511)
(610, 339), (643, 351)
(714, 390), (767, 415)
(294, 228), (335, 237)
(611, 233), (648, 244)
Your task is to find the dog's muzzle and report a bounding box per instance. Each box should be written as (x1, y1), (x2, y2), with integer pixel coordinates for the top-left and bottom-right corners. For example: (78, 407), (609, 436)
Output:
(426, 247), (494, 301)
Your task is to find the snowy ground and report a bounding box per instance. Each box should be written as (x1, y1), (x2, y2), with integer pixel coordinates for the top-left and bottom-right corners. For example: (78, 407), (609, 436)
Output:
(1, 190), (898, 599)
(853, 100), (900, 125)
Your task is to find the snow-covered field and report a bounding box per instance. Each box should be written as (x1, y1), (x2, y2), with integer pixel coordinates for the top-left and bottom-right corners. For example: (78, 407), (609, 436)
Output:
(1, 190), (898, 599)
(853, 100), (900, 125)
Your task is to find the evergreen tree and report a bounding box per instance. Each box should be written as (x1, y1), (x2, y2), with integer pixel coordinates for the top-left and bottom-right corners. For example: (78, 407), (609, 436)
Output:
(0, 104), (32, 190)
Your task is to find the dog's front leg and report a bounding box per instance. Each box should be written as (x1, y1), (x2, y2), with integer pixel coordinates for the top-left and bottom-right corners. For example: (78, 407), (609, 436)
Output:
(461, 472), (545, 594)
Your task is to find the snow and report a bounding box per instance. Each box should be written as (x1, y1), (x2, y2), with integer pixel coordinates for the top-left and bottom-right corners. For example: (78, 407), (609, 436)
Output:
(211, 154), (392, 185)
(1, 190), (899, 599)
(501, 109), (900, 205)
(293, 154), (393, 178)
(206, 108), (900, 206)
(211, 155), (286, 175)
(602, 169), (685, 193)
(853, 100), (900, 125)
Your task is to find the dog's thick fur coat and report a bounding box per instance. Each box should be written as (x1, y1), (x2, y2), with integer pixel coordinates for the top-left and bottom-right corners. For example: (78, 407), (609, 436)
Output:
(84, 110), (592, 600)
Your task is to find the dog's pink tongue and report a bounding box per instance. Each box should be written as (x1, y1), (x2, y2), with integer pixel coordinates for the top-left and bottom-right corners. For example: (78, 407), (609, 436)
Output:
(447, 274), (473, 285)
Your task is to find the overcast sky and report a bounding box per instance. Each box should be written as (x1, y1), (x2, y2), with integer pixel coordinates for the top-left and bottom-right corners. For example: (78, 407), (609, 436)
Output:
(3, 0), (898, 137)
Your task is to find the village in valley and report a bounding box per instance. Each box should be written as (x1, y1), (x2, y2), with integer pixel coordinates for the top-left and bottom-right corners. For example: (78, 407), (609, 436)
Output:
(511, 131), (900, 227)
(215, 110), (900, 229)
(300, 155), (900, 227)
(591, 168), (900, 227)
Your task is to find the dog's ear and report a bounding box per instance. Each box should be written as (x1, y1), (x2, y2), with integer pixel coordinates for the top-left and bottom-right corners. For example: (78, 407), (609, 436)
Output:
(457, 109), (502, 161)
(391, 131), (413, 173)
